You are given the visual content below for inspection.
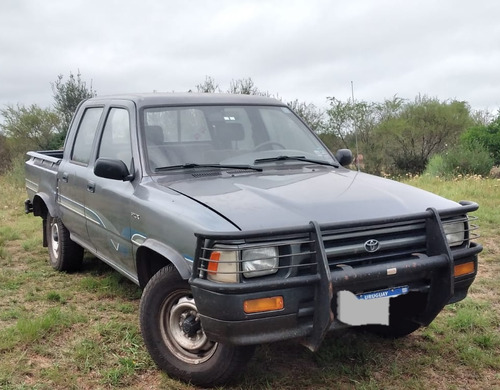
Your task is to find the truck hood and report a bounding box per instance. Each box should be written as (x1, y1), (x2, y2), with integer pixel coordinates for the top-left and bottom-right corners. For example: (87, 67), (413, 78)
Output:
(163, 168), (459, 231)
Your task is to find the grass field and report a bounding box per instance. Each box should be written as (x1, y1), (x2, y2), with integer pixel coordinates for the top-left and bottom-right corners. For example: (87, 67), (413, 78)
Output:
(0, 174), (498, 389)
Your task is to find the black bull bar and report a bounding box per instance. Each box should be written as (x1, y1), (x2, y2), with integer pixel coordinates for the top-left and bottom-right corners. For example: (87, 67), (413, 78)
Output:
(190, 203), (482, 351)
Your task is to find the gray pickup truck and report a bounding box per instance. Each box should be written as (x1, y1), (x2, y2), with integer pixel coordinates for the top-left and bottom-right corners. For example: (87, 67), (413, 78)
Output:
(25, 93), (482, 386)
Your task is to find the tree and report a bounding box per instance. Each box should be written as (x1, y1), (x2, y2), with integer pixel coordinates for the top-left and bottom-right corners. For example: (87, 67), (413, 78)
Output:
(195, 76), (221, 93)
(228, 78), (264, 95)
(193, 76), (325, 133)
(51, 71), (96, 141)
(287, 99), (325, 134)
(0, 104), (61, 156)
(324, 97), (368, 149)
(379, 96), (474, 174)
(323, 97), (404, 173)
(194, 76), (273, 96)
(323, 95), (475, 175)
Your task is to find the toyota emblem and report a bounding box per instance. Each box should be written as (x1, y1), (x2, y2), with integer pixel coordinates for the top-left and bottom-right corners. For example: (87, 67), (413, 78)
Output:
(364, 239), (380, 253)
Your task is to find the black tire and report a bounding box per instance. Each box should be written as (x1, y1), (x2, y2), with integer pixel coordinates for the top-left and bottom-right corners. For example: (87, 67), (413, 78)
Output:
(361, 293), (424, 338)
(46, 214), (84, 272)
(139, 265), (255, 387)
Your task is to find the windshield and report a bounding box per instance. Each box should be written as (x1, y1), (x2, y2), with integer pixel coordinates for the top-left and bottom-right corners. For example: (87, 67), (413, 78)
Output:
(142, 105), (335, 171)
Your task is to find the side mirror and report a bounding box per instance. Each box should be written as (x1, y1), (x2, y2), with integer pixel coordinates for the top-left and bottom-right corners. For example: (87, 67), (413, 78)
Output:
(335, 149), (353, 167)
(94, 158), (134, 181)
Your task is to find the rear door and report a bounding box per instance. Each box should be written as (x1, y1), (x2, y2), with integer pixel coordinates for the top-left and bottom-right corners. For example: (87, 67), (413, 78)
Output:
(58, 105), (104, 249)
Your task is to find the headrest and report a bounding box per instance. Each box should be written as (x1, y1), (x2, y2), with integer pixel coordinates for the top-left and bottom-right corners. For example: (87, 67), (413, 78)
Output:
(145, 125), (164, 144)
(213, 122), (245, 141)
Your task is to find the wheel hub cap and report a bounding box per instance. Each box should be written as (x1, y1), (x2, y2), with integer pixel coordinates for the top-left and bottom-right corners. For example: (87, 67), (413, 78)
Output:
(182, 314), (201, 337)
(167, 296), (214, 353)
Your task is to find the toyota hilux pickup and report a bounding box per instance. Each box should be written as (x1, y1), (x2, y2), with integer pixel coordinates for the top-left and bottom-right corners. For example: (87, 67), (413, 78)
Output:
(24, 93), (482, 386)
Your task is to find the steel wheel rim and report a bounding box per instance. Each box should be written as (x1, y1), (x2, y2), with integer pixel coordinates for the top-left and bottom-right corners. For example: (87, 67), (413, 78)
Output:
(159, 290), (217, 364)
(50, 220), (60, 259)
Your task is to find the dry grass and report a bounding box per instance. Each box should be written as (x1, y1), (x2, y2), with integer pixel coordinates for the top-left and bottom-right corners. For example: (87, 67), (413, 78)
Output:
(0, 174), (498, 389)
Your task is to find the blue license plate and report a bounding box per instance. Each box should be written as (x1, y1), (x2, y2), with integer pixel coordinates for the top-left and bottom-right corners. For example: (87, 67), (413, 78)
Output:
(356, 286), (409, 301)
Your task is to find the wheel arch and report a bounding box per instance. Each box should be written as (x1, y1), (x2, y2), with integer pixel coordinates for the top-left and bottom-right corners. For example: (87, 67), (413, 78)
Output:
(32, 194), (52, 247)
(32, 193), (55, 219)
(136, 239), (192, 289)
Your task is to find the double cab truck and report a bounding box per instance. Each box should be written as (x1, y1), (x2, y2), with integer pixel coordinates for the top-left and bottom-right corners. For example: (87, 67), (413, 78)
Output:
(25, 93), (482, 386)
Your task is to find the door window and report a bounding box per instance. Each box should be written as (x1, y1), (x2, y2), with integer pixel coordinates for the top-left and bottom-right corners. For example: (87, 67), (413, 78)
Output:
(97, 108), (132, 171)
(71, 107), (103, 164)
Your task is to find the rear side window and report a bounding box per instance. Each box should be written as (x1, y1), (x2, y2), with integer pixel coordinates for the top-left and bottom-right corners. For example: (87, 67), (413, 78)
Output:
(71, 107), (103, 164)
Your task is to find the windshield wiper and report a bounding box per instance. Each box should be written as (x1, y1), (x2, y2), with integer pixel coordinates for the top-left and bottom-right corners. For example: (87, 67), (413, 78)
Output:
(254, 155), (339, 168)
(155, 163), (263, 172)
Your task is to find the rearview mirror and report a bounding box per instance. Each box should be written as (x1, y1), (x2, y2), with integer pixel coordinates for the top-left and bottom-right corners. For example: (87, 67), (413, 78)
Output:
(94, 158), (134, 181)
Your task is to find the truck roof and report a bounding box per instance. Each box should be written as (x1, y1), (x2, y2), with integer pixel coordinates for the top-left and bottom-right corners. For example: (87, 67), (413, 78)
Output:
(83, 93), (286, 107)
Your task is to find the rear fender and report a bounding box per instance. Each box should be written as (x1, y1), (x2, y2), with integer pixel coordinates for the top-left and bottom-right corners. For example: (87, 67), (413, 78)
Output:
(32, 194), (57, 248)
(32, 193), (56, 219)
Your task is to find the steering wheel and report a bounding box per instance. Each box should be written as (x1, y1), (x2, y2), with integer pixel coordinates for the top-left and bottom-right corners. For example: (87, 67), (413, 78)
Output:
(253, 141), (286, 152)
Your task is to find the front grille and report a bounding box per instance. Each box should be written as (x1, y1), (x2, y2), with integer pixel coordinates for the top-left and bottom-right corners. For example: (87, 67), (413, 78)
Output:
(321, 220), (427, 268)
(193, 203), (480, 283)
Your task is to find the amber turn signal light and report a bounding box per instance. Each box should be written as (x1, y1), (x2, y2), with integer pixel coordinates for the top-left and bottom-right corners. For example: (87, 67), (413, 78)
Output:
(208, 251), (221, 274)
(244, 296), (284, 314)
(454, 261), (475, 277)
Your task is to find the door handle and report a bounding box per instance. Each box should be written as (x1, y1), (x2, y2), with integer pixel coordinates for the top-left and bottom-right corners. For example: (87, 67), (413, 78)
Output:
(87, 182), (95, 193)
(62, 173), (69, 183)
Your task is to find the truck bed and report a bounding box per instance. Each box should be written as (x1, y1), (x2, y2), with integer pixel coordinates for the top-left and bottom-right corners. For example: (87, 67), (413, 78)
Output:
(25, 150), (63, 210)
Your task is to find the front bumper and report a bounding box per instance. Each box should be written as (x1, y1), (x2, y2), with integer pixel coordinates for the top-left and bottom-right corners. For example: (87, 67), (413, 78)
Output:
(190, 204), (482, 350)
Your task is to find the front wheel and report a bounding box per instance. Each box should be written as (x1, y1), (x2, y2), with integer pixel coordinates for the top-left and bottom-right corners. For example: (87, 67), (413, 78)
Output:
(46, 214), (84, 272)
(139, 265), (254, 387)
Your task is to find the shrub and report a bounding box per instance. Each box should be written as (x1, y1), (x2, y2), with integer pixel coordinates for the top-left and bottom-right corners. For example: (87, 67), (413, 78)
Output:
(425, 154), (446, 177)
(424, 143), (494, 178)
(461, 116), (500, 165)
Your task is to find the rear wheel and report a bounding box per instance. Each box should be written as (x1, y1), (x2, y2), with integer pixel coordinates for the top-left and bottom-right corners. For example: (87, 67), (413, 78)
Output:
(46, 214), (84, 272)
(140, 265), (254, 386)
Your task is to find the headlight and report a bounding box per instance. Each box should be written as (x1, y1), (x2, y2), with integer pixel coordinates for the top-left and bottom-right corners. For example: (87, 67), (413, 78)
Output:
(205, 246), (279, 282)
(443, 220), (465, 247)
(242, 247), (279, 278)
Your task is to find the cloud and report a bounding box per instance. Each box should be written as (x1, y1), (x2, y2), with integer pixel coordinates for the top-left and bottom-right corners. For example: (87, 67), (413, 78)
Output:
(1, 0), (499, 114)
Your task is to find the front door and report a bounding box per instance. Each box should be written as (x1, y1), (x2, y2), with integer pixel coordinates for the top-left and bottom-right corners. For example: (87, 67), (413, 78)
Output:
(85, 104), (137, 279)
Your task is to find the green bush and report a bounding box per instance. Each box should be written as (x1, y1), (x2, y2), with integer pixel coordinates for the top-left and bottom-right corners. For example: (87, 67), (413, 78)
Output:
(425, 154), (446, 177)
(461, 116), (500, 165)
(424, 144), (494, 178)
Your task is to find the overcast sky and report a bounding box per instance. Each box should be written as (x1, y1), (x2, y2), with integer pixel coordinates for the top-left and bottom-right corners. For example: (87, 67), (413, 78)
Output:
(1, 0), (499, 116)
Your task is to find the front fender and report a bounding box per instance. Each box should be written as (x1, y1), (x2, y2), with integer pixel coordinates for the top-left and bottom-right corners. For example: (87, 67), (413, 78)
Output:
(136, 238), (192, 286)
